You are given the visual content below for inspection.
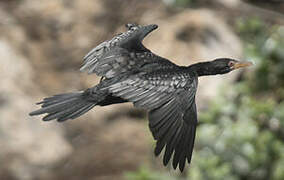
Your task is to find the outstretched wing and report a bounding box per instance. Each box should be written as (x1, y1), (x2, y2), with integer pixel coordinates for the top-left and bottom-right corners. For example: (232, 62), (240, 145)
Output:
(104, 71), (198, 171)
(82, 47), (177, 79)
(81, 24), (163, 74)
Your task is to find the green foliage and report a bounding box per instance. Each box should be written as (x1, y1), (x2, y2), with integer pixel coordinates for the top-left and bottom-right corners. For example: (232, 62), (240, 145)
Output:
(175, 0), (197, 7)
(125, 166), (180, 180)
(236, 18), (284, 100)
(191, 87), (284, 180)
(163, 0), (199, 7)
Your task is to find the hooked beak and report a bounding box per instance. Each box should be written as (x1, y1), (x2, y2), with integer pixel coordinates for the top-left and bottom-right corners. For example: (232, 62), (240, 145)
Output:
(232, 61), (253, 70)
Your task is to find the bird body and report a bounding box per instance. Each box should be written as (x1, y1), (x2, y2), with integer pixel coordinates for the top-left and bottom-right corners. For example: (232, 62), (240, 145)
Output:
(30, 23), (252, 172)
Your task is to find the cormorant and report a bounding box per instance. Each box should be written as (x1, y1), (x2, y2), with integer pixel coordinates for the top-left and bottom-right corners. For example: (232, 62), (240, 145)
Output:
(30, 24), (252, 172)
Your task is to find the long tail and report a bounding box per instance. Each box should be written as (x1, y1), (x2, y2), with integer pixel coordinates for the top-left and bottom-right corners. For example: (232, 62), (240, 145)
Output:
(29, 91), (98, 122)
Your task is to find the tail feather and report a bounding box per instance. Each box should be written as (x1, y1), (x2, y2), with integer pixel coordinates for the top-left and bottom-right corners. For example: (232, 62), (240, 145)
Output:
(58, 103), (96, 122)
(41, 101), (86, 121)
(29, 91), (97, 122)
(37, 93), (81, 107)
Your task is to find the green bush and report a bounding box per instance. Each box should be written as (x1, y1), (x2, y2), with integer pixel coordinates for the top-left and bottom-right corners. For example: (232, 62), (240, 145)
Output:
(163, 0), (199, 7)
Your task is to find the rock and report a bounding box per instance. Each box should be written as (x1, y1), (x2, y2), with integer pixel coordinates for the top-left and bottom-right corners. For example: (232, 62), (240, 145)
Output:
(53, 117), (151, 180)
(0, 39), (72, 180)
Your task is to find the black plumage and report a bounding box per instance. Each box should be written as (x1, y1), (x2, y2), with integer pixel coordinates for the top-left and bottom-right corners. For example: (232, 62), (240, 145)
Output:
(30, 23), (252, 172)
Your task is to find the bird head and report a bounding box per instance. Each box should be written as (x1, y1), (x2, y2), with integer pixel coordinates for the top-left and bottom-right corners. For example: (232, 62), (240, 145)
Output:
(210, 58), (253, 75)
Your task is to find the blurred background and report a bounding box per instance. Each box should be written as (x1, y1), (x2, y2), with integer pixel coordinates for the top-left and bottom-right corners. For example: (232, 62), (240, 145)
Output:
(0, 0), (283, 179)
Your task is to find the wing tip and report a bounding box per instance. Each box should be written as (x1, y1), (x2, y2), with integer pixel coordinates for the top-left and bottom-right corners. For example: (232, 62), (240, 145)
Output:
(150, 24), (158, 30)
(125, 23), (158, 32)
(29, 109), (43, 116)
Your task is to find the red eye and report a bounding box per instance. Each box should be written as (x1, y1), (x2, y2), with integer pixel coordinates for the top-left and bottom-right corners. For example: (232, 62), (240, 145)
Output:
(228, 61), (235, 67)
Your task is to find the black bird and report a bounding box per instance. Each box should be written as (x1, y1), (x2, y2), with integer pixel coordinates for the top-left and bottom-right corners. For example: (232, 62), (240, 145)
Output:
(30, 23), (252, 172)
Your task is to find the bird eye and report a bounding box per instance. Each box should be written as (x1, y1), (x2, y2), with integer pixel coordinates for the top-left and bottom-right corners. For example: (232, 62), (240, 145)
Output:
(228, 61), (235, 67)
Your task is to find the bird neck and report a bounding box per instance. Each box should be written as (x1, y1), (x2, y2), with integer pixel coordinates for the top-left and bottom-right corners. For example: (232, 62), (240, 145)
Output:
(187, 61), (218, 77)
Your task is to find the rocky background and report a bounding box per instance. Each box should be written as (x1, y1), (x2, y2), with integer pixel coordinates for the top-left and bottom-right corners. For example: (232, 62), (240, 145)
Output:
(0, 0), (283, 180)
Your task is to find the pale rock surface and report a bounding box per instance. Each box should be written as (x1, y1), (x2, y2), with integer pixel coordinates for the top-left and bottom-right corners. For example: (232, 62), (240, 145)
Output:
(0, 39), (72, 180)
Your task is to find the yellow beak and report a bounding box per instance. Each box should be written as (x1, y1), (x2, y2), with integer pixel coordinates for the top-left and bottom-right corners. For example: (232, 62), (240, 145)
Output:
(233, 61), (253, 70)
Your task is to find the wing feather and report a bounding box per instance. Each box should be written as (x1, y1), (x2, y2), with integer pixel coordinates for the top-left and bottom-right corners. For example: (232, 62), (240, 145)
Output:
(80, 24), (179, 80)
(106, 71), (198, 172)
(80, 24), (158, 74)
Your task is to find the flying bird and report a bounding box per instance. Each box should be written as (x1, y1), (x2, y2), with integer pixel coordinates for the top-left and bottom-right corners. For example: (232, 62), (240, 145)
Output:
(30, 23), (252, 172)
